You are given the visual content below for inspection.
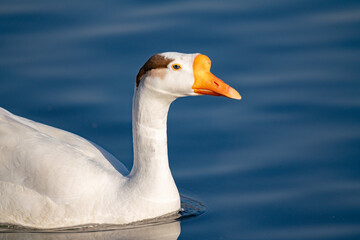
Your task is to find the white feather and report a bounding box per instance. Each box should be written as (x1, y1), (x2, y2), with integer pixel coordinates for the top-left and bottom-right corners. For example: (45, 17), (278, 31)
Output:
(0, 52), (201, 228)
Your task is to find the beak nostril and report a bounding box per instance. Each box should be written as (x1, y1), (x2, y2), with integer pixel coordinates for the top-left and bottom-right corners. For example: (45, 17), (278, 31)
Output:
(214, 81), (219, 87)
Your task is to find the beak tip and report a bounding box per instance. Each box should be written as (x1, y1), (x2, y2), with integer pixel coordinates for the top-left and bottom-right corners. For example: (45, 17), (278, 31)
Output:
(228, 88), (241, 100)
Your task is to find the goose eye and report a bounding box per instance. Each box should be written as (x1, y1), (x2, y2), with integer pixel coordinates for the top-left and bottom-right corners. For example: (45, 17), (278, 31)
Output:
(171, 64), (182, 70)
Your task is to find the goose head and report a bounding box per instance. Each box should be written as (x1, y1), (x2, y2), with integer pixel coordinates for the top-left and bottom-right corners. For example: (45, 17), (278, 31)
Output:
(135, 52), (241, 100)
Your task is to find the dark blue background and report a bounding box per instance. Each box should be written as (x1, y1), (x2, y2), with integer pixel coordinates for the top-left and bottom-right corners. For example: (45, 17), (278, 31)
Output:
(1, 0), (360, 239)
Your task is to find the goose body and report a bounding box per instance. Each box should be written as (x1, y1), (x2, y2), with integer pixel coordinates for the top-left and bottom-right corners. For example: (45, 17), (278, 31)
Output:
(0, 52), (240, 228)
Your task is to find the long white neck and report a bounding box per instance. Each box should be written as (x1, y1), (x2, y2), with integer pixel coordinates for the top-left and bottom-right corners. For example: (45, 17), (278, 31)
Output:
(129, 82), (180, 206)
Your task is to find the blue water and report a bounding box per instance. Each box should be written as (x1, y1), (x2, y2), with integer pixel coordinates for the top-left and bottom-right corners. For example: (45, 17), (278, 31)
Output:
(1, 0), (360, 239)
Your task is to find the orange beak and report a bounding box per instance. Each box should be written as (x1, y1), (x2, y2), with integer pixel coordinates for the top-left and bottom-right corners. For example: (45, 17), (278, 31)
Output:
(192, 54), (241, 100)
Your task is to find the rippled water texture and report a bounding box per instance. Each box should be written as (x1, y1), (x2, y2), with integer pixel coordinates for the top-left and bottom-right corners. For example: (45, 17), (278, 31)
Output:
(1, 0), (360, 239)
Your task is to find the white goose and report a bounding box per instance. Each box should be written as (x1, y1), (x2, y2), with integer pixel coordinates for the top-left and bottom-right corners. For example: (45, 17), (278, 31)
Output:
(0, 52), (240, 229)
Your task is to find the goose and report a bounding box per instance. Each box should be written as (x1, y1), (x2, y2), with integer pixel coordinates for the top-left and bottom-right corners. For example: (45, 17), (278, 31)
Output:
(0, 52), (240, 229)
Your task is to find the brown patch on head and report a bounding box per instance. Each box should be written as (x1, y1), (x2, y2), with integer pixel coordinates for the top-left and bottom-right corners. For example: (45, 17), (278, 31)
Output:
(136, 54), (173, 87)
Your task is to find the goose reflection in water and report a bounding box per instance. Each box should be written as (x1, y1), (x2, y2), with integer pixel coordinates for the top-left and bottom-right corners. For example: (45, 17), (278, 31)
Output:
(0, 221), (181, 240)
